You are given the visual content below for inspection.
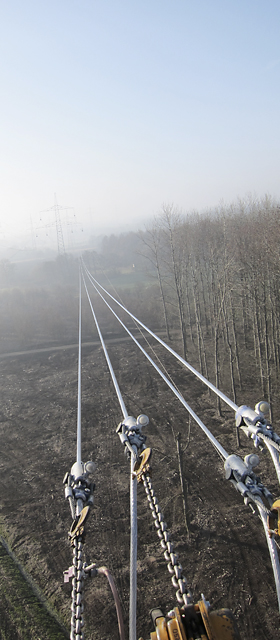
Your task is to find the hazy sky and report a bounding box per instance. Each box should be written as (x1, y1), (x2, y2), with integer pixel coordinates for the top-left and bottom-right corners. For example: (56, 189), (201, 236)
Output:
(1, 1), (280, 242)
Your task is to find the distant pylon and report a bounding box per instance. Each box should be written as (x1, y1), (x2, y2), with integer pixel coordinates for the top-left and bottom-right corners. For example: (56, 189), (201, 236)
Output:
(54, 193), (66, 255)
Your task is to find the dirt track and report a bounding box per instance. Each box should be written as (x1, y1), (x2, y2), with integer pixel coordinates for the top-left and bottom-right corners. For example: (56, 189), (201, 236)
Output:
(1, 339), (280, 639)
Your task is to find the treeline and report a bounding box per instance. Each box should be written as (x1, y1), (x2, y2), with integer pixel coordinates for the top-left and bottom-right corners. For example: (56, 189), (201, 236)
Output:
(81, 196), (280, 415)
(2, 195), (280, 419)
(136, 197), (280, 415)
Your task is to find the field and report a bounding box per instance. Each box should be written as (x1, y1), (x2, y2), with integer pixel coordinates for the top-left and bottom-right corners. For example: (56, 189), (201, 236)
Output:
(1, 336), (280, 640)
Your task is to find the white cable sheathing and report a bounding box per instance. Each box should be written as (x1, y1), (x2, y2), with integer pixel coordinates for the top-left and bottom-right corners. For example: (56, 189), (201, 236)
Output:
(263, 441), (280, 486)
(82, 270), (128, 420)
(82, 261), (238, 413)
(83, 266), (228, 460)
(82, 262), (280, 617)
(82, 270), (137, 640)
(130, 450), (138, 640)
(77, 266), (82, 464)
(82, 263), (280, 618)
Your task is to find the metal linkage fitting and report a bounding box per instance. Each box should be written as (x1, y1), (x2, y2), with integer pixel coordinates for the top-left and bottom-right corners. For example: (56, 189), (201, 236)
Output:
(134, 447), (152, 482)
(116, 414), (149, 459)
(70, 538), (85, 640)
(64, 560), (98, 584)
(224, 453), (274, 513)
(68, 506), (90, 546)
(63, 460), (96, 519)
(235, 402), (280, 451)
(142, 473), (192, 606)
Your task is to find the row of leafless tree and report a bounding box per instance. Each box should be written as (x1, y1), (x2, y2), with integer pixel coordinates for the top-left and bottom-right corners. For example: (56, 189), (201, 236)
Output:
(138, 197), (280, 415)
(2, 196), (280, 415)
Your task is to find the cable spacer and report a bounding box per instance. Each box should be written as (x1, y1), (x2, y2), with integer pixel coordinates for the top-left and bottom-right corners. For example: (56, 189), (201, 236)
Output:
(134, 447), (152, 482)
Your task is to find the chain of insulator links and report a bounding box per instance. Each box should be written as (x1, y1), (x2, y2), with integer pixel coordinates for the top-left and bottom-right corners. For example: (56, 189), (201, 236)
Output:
(71, 537), (85, 640)
(142, 473), (192, 606)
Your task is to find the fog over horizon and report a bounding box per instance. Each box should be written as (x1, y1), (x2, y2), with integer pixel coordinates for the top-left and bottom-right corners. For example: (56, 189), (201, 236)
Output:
(1, 190), (279, 264)
(1, 2), (280, 250)
(0, 206), (148, 259)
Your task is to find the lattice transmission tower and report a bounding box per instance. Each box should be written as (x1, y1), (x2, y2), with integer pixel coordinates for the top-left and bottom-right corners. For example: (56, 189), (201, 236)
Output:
(36, 194), (75, 255)
(54, 194), (66, 255)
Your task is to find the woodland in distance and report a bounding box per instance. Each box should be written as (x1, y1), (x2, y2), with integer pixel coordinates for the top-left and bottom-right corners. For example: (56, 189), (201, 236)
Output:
(1, 194), (280, 418)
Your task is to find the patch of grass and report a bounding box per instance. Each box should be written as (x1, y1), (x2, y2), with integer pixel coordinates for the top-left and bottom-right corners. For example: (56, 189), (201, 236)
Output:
(0, 533), (68, 640)
(98, 268), (154, 289)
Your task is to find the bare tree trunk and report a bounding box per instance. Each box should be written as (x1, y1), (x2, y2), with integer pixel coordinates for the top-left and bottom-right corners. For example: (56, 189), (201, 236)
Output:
(263, 284), (273, 417)
(228, 289), (242, 389)
(191, 264), (209, 380)
(184, 262), (195, 346)
(267, 272), (278, 376)
(252, 290), (265, 395)
(191, 269), (203, 373)
(214, 325), (221, 416)
(157, 267), (171, 341)
(222, 301), (237, 404)
(161, 207), (188, 358)
(139, 227), (171, 340)
(176, 433), (190, 536)
(198, 257), (210, 334)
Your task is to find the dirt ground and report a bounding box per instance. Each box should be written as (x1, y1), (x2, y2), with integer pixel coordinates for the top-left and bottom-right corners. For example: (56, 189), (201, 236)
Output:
(1, 337), (280, 640)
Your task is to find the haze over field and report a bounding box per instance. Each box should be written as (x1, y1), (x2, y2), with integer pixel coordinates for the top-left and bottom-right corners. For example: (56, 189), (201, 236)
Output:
(1, 1), (280, 249)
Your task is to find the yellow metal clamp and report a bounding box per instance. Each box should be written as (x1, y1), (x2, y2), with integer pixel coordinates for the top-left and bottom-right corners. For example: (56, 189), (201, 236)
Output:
(198, 600), (240, 640)
(167, 607), (189, 640)
(68, 505), (90, 545)
(134, 447), (152, 482)
(268, 499), (280, 537)
(145, 603), (240, 640)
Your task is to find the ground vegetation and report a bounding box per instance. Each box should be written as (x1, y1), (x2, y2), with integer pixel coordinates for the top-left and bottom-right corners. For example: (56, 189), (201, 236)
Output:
(1, 196), (280, 638)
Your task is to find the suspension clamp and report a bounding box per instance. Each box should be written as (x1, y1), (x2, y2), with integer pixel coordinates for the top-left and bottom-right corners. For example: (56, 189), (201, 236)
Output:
(224, 453), (273, 510)
(63, 459), (96, 519)
(116, 414), (149, 459)
(235, 402), (280, 449)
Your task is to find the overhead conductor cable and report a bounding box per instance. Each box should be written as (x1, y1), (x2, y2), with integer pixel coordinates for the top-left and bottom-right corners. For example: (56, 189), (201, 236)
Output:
(83, 264), (228, 460)
(82, 269), (137, 640)
(82, 261), (280, 487)
(82, 260), (237, 411)
(77, 265), (82, 465)
(82, 264), (280, 611)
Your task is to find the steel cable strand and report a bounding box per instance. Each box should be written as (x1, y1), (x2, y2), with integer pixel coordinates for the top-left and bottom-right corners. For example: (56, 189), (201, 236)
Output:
(245, 492), (272, 516)
(261, 439), (280, 486)
(81, 268), (138, 640)
(97, 266), (183, 397)
(81, 264), (228, 461)
(83, 262), (280, 485)
(259, 434), (280, 453)
(83, 262), (280, 491)
(82, 261), (238, 412)
(142, 473), (192, 606)
(81, 263), (280, 612)
(81, 268), (128, 420)
(77, 265), (82, 465)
